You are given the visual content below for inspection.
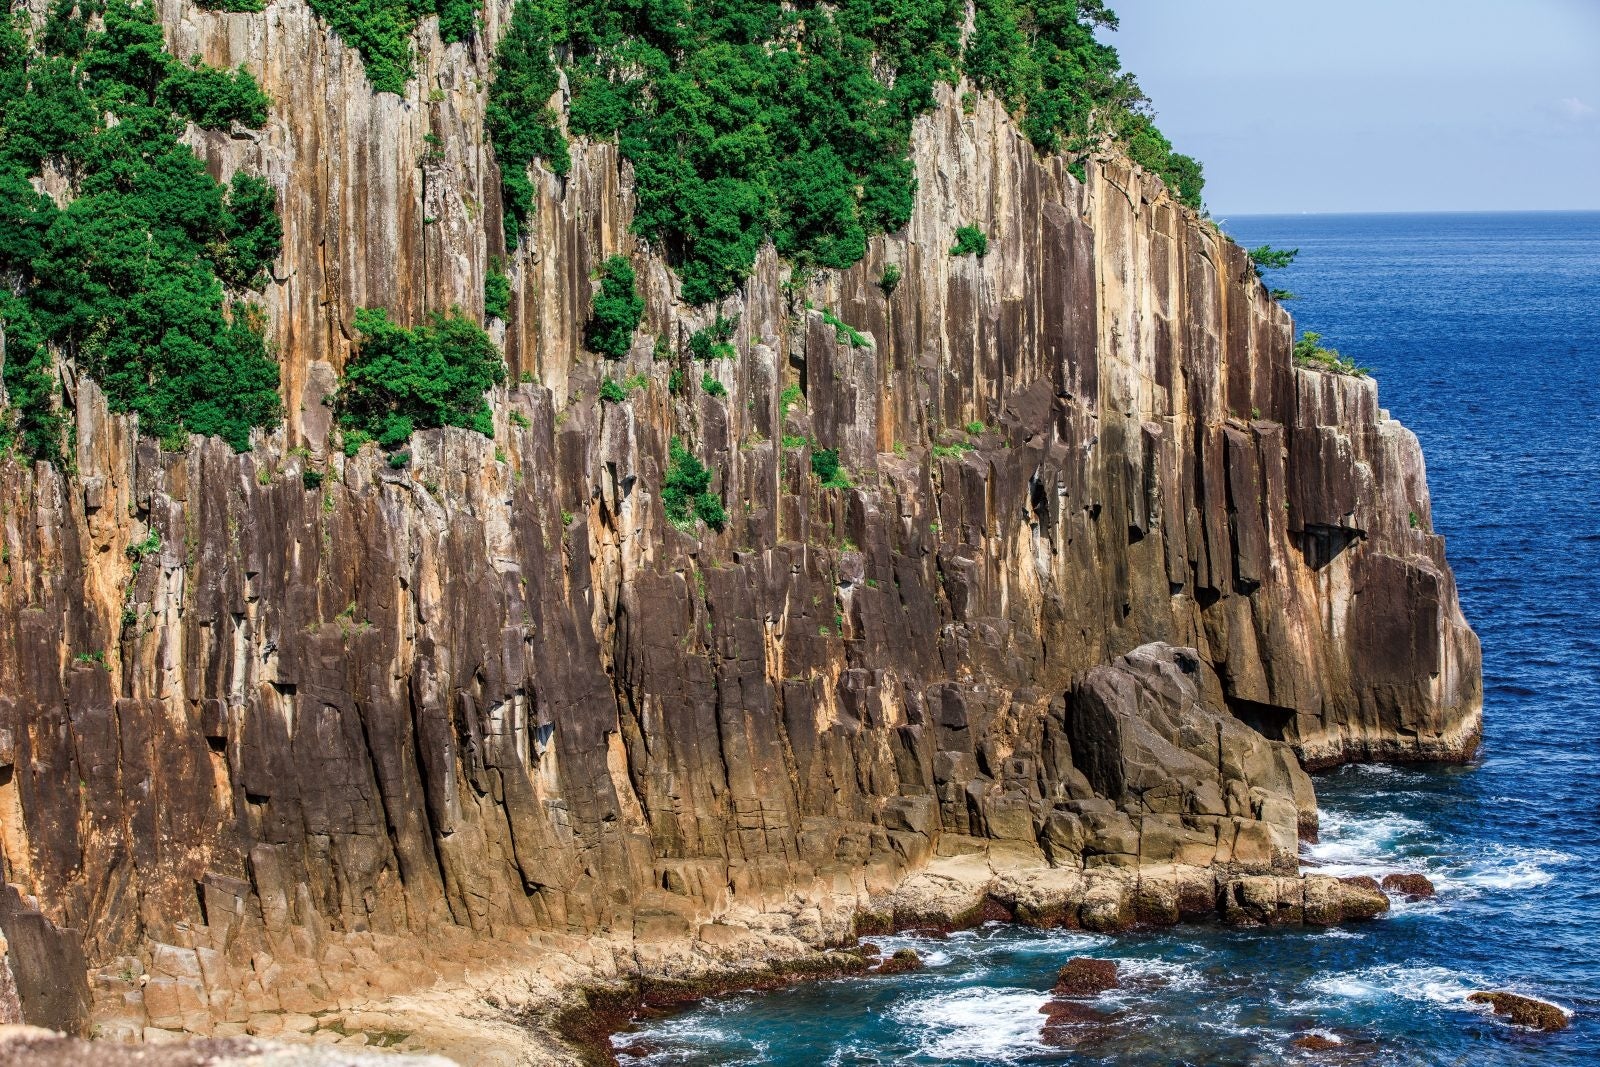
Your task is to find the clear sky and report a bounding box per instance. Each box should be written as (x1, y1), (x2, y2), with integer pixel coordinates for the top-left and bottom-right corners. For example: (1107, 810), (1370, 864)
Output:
(1107, 0), (1600, 215)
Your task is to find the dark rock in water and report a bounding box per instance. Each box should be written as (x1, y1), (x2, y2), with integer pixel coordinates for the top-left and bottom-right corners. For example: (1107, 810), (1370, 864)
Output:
(858, 942), (882, 958)
(1380, 873), (1436, 900)
(614, 1037), (663, 1059)
(1038, 999), (1117, 1048)
(1467, 991), (1570, 1031)
(1290, 1033), (1343, 1051)
(1052, 957), (1119, 997)
(876, 948), (924, 975)
(1339, 875), (1383, 893)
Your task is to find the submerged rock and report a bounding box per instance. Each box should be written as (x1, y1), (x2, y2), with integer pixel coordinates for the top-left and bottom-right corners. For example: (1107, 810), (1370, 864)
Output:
(1052, 958), (1119, 997)
(1037, 998), (1118, 1048)
(1467, 991), (1571, 1031)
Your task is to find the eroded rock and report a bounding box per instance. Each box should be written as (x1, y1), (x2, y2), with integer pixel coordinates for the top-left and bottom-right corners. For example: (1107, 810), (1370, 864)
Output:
(1467, 991), (1571, 1031)
(1052, 958), (1119, 997)
(1380, 873), (1436, 900)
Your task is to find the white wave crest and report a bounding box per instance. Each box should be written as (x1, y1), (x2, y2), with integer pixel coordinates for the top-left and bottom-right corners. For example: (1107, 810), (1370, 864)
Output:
(1308, 963), (1489, 1009)
(889, 987), (1050, 1061)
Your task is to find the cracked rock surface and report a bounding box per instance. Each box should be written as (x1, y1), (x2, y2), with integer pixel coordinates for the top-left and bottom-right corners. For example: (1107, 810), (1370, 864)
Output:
(0, 3), (1478, 1058)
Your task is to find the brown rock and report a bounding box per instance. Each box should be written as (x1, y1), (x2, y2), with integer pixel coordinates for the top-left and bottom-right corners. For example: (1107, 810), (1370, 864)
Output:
(1038, 998), (1117, 1048)
(1052, 958), (1119, 997)
(1380, 873), (1436, 900)
(1467, 991), (1570, 1031)
(1338, 875), (1383, 893)
(875, 949), (924, 975)
(1290, 1033), (1342, 1051)
(0, 15), (1480, 1046)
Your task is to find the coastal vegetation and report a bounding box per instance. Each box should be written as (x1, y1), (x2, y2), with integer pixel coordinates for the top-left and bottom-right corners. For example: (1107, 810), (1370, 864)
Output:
(335, 308), (505, 452)
(1248, 244), (1299, 300)
(0, 0), (282, 460)
(950, 224), (989, 257)
(663, 436), (726, 529)
(1292, 331), (1365, 377)
(484, 0), (1201, 303)
(304, 0), (479, 95)
(585, 255), (645, 358)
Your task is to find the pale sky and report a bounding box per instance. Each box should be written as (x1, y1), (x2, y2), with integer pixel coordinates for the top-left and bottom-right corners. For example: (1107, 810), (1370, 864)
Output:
(1108, 0), (1600, 214)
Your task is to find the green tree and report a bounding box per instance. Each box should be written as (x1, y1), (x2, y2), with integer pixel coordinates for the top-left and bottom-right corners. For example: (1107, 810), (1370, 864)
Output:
(585, 255), (644, 358)
(0, 0), (282, 458)
(662, 436), (725, 529)
(486, 0), (569, 245)
(335, 307), (506, 448)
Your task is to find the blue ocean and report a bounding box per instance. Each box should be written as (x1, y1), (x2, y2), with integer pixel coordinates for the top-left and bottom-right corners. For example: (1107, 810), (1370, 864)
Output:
(617, 212), (1600, 1065)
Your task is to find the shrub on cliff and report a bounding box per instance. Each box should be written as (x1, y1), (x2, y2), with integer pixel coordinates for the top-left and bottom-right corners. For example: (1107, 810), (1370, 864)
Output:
(161, 61), (272, 128)
(585, 255), (645, 358)
(950, 224), (989, 257)
(484, 262), (511, 321)
(500, 0), (964, 305)
(336, 307), (506, 449)
(965, 0), (1203, 209)
(0, 0), (282, 459)
(689, 315), (739, 361)
(470, 0), (1201, 299)
(1292, 332), (1366, 377)
(662, 436), (725, 530)
(811, 447), (851, 489)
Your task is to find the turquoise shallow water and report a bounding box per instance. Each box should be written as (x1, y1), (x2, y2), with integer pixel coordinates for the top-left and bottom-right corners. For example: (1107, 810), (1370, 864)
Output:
(617, 212), (1600, 1065)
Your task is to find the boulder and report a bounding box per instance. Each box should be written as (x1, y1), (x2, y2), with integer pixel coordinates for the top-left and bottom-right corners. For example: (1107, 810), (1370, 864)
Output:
(1051, 958), (1118, 997)
(1467, 991), (1570, 1031)
(875, 949), (924, 975)
(1380, 873), (1435, 900)
(1064, 644), (1315, 871)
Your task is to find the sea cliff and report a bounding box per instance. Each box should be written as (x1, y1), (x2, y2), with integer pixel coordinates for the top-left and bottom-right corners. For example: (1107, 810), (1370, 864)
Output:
(0, 0), (1479, 1059)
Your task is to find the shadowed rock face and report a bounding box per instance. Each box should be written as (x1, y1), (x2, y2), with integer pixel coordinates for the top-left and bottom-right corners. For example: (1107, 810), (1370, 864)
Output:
(0, 0), (1477, 1045)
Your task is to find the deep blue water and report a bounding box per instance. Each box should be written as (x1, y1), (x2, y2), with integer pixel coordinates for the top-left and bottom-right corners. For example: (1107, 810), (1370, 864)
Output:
(618, 212), (1600, 1065)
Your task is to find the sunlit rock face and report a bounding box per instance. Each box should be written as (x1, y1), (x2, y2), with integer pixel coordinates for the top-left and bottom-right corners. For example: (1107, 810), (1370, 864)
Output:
(0, 2), (1477, 1045)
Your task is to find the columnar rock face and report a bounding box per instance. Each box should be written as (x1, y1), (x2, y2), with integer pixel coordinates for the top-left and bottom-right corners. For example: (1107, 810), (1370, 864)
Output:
(0, 0), (1479, 1046)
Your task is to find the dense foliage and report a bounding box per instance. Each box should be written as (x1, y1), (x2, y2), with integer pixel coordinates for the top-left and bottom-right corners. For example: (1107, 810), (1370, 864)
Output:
(484, 262), (511, 320)
(688, 314), (738, 361)
(585, 255), (645, 357)
(305, 0), (479, 95)
(662, 435), (725, 529)
(480, 0), (1200, 299)
(0, 0), (283, 459)
(486, 0), (568, 244)
(335, 307), (506, 450)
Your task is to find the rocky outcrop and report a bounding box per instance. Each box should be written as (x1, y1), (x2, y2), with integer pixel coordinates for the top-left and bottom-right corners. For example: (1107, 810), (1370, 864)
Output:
(0, 0), (1478, 1054)
(1467, 991), (1572, 1032)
